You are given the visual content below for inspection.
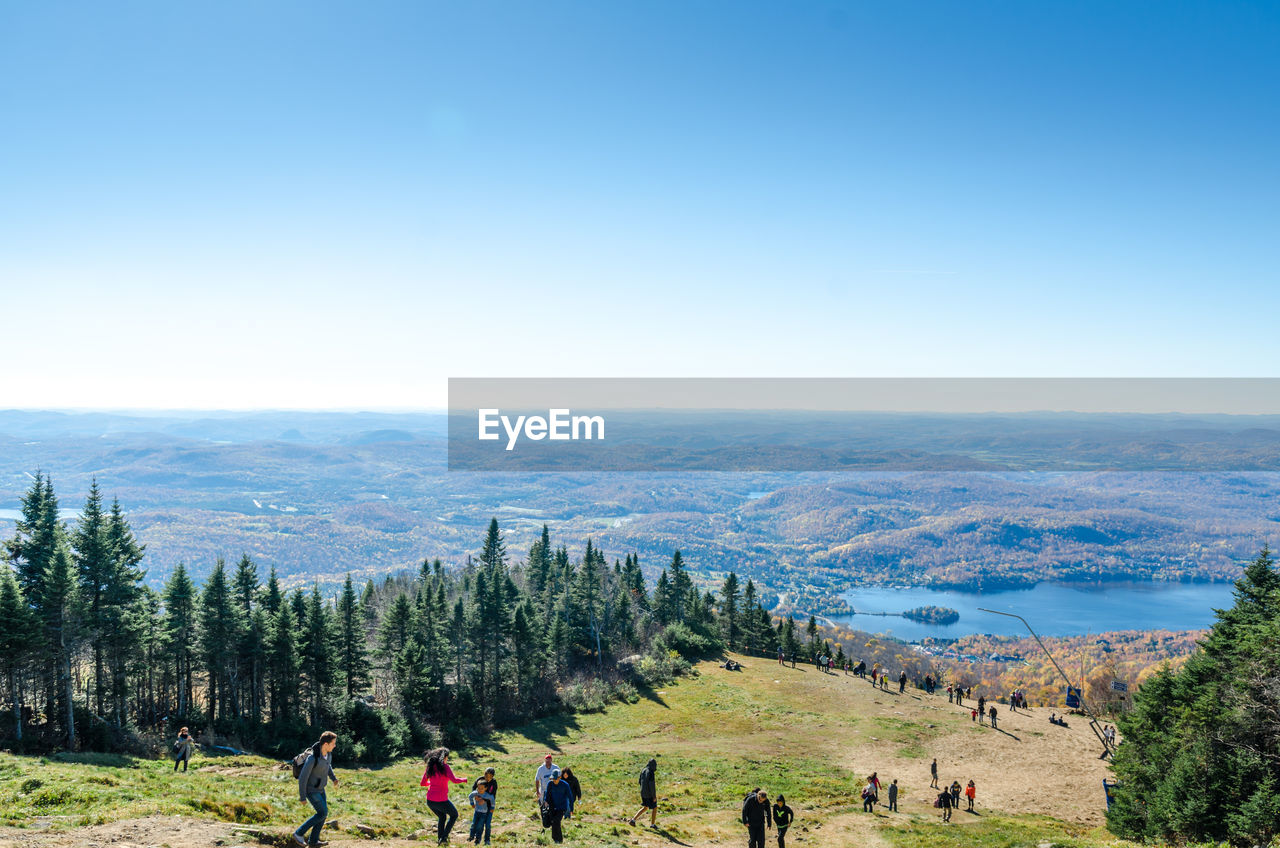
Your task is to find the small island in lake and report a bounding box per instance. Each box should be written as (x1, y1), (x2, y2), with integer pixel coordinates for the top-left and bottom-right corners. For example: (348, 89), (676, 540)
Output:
(902, 605), (960, 625)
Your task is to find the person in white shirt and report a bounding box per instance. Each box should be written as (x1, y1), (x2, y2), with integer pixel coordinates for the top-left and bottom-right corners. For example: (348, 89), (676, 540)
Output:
(533, 753), (559, 802)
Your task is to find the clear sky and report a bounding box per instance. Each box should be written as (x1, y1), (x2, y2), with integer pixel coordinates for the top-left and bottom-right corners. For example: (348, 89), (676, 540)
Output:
(2, 1), (1277, 409)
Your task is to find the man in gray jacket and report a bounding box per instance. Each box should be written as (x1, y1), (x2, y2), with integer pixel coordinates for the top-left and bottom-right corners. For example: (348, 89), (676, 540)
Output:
(295, 731), (339, 847)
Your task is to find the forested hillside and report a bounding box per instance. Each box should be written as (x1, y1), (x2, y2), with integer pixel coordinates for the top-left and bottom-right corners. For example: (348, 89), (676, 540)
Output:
(3, 411), (1277, 611)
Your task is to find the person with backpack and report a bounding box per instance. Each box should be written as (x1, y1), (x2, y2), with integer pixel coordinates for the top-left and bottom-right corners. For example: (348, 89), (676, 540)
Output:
(771, 794), (793, 848)
(172, 726), (195, 772)
(543, 768), (574, 843)
(950, 780), (962, 811)
(741, 788), (772, 848)
(937, 786), (952, 822)
(294, 731), (339, 847)
(466, 780), (494, 846)
(861, 778), (877, 812)
(420, 747), (467, 845)
(628, 758), (659, 828)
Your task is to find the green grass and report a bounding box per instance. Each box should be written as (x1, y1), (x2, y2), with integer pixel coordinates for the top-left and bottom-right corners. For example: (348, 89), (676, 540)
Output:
(0, 658), (1154, 847)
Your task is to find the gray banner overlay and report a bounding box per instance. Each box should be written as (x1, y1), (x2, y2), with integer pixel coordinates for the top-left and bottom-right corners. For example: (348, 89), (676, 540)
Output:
(447, 378), (1280, 472)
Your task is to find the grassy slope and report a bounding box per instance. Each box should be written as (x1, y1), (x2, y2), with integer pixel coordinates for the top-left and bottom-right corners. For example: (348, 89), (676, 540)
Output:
(0, 654), (1139, 848)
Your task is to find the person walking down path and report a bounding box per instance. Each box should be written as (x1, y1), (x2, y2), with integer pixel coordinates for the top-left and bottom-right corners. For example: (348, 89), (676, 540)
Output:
(930, 759), (939, 789)
(887, 780), (899, 812)
(950, 781), (961, 811)
(965, 780), (976, 812)
(466, 781), (494, 846)
(898, 671), (907, 693)
(543, 769), (574, 844)
(742, 788), (773, 848)
(772, 795), (794, 848)
(534, 754), (559, 804)
(294, 731), (339, 848)
(421, 747), (468, 845)
(947, 685), (954, 703)
(172, 727), (195, 772)
(469, 770), (497, 845)
(629, 758), (659, 829)
(989, 705), (998, 730)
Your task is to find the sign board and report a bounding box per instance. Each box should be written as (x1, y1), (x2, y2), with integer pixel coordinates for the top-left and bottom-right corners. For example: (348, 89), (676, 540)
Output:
(1110, 680), (1129, 692)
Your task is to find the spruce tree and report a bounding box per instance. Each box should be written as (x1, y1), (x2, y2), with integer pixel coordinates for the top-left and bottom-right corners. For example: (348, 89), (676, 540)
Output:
(0, 565), (35, 741)
(719, 572), (741, 650)
(336, 574), (370, 697)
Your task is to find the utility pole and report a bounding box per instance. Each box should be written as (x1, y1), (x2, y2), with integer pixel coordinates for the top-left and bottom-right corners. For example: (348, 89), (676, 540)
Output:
(978, 608), (1113, 758)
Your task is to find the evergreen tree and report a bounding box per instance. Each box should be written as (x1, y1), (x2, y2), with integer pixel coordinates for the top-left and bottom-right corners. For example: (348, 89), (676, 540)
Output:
(162, 564), (198, 719)
(199, 558), (242, 726)
(0, 566), (35, 740)
(336, 574), (370, 697)
(71, 479), (113, 717)
(1109, 547), (1280, 847)
(719, 572), (741, 650)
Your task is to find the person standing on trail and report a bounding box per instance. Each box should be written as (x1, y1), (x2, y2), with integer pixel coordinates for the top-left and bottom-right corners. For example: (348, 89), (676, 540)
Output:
(294, 731), (339, 847)
(628, 758), (659, 829)
(899, 671), (907, 693)
(930, 759), (939, 789)
(469, 769), (497, 845)
(772, 794), (794, 848)
(965, 780), (976, 811)
(543, 768), (574, 844)
(947, 684), (953, 703)
(955, 688), (963, 707)
(742, 788), (772, 848)
(172, 726), (194, 772)
(778, 647), (784, 665)
(978, 695), (985, 715)
(950, 780), (961, 811)
(937, 786), (952, 822)
(466, 780), (495, 846)
(421, 747), (468, 845)
(887, 779), (899, 812)
(989, 705), (998, 729)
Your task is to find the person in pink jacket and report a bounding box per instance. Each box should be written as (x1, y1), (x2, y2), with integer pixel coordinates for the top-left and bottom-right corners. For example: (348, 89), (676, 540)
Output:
(420, 747), (468, 845)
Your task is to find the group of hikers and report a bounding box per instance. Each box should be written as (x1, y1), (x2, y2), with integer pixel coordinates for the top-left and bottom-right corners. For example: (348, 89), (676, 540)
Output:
(740, 788), (795, 848)
(163, 654), (1093, 845)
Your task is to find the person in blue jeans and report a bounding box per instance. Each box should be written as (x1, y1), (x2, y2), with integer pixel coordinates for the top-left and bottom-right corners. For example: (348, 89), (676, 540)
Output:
(467, 774), (495, 845)
(295, 731), (339, 847)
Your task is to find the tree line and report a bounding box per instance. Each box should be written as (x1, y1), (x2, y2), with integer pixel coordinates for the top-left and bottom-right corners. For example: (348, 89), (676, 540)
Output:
(0, 474), (812, 759)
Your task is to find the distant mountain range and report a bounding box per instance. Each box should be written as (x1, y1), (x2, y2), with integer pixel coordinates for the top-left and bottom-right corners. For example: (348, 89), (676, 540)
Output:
(1, 411), (1275, 611)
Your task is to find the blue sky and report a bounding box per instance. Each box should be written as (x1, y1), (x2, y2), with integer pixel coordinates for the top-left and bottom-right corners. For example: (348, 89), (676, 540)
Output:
(1, 1), (1277, 409)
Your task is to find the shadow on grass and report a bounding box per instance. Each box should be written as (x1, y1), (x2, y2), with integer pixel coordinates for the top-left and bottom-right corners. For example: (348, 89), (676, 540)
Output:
(51, 751), (137, 767)
(633, 682), (670, 709)
(989, 726), (1020, 741)
(502, 712), (585, 753)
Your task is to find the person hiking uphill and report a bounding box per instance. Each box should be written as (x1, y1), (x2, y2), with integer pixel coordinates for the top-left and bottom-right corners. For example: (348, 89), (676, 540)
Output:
(772, 795), (794, 848)
(294, 731), (339, 847)
(534, 753), (558, 803)
(937, 785), (953, 822)
(543, 768), (574, 843)
(172, 726), (195, 772)
(629, 758), (659, 829)
(742, 788), (772, 848)
(421, 747), (468, 845)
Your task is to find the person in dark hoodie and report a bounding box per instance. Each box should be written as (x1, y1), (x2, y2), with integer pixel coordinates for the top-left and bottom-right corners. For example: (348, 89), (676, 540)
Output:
(771, 795), (794, 848)
(742, 788), (772, 848)
(629, 758), (659, 828)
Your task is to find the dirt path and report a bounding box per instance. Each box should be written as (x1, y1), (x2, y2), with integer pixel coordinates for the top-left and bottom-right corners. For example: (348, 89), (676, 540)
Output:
(0, 816), (239, 848)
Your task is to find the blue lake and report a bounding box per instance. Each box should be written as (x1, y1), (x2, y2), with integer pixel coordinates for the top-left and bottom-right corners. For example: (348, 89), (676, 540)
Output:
(831, 581), (1237, 640)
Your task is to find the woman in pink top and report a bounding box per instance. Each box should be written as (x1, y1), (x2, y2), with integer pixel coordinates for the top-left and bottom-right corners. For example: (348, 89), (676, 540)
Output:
(420, 747), (468, 844)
